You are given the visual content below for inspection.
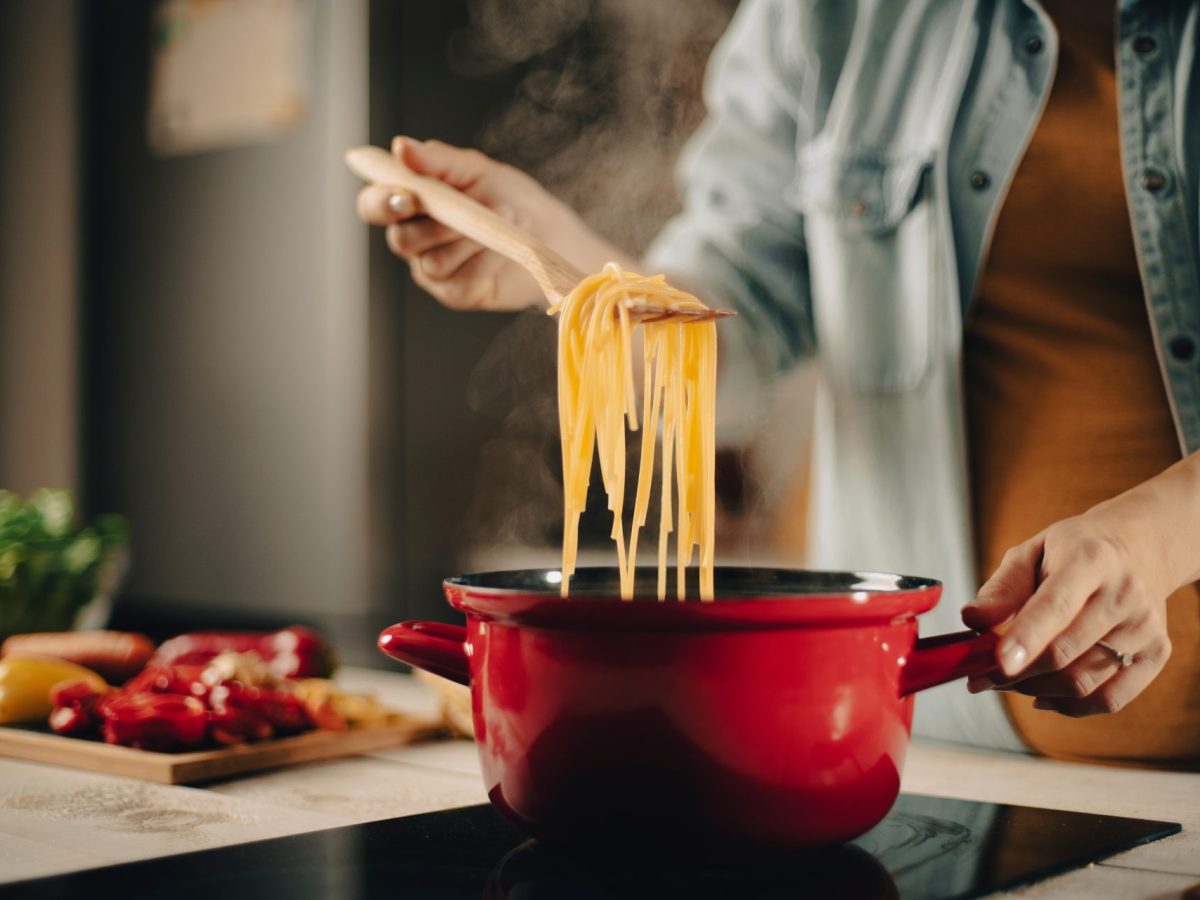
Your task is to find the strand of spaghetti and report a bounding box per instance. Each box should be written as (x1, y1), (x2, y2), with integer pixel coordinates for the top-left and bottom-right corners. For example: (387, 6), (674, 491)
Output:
(556, 298), (576, 591)
(559, 284), (599, 594)
(615, 291), (638, 595)
(673, 325), (690, 600)
(637, 329), (667, 522)
(699, 322), (717, 598)
(590, 283), (628, 594)
(612, 268), (639, 434)
(627, 325), (666, 595)
(658, 344), (676, 601)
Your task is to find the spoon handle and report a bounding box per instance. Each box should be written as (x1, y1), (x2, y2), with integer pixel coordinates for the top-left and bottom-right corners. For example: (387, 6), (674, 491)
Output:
(345, 146), (583, 303)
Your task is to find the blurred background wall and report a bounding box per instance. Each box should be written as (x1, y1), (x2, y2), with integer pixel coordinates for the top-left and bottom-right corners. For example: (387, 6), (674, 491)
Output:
(0, 2), (79, 498)
(80, 0), (371, 656)
(0, 0), (815, 666)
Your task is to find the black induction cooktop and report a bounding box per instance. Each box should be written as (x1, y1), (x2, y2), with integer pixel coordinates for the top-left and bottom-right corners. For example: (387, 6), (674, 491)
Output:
(3, 794), (1178, 900)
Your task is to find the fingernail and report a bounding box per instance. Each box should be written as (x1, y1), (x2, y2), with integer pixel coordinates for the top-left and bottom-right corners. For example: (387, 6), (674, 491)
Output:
(387, 193), (414, 218)
(998, 640), (1028, 675)
(966, 675), (995, 694)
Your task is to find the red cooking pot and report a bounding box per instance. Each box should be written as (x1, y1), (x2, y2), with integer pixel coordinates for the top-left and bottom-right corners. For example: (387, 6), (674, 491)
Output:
(379, 567), (997, 849)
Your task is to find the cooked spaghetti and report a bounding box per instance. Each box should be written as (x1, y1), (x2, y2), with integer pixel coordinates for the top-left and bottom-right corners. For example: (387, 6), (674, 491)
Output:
(548, 264), (717, 600)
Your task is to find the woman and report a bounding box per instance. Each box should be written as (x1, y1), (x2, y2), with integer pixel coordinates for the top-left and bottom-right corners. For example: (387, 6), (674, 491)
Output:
(357, 1), (1200, 767)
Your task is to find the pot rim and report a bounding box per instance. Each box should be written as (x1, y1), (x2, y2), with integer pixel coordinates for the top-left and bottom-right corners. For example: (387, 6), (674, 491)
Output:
(444, 566), (942, 631)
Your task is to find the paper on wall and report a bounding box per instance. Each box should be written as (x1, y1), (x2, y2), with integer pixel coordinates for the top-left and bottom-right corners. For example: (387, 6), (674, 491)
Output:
(147, 0), (312, 157)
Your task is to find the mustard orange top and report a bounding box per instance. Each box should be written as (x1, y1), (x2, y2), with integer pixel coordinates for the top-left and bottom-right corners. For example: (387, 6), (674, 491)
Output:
(965, 0), (1200, 767)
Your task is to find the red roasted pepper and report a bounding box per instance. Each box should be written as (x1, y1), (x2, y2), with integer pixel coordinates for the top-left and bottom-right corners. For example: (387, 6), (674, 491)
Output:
(98, 693), (207, 751)
(123, 665), (209, 700)
(51, 678), (108, 709)
(207, 702), (271, 745)
(249, 689), (311, 734)
(48, 663), (318, 750)
(147, 626), (337, 678)
(48, 679), (109, 736)
(48, 704), (91, 735)
(207, 681), (273, 743)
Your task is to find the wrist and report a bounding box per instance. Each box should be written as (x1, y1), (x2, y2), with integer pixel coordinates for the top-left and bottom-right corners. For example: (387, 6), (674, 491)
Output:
(1100, 451), (1200, 591)
(537, 197), (638, 276)
(1159, 450), (1200, 586)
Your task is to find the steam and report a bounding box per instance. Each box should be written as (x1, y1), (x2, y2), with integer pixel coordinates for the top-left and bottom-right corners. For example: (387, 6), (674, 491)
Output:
(452, 0), (737, 251)
(453, 0), (738, 561)
(460, 310), (561, 551)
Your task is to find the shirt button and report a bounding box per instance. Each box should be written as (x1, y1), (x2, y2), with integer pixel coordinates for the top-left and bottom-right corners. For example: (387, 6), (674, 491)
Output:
(1024, 35), (1044, 55)
(1133, 35), (1158, 54)
(970, 171), (991, 190)
(1141, 169), (1167, 192)
(1169, 336), (1196, 362)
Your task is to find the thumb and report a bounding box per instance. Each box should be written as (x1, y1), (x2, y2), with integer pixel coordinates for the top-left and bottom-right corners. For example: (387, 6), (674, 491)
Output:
(393, 136), (491, 191)
(962, 537), (1043, 630)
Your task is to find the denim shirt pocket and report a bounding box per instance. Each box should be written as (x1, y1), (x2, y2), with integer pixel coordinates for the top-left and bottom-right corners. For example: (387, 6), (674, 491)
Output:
(790, 143), (937, 394)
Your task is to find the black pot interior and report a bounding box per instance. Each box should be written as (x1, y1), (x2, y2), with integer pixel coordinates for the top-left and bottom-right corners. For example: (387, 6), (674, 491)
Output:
(447, 567), (939, 600)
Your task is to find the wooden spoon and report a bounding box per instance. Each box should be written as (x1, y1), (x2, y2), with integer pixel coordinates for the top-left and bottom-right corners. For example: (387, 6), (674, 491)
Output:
(345, 146), (734, 324)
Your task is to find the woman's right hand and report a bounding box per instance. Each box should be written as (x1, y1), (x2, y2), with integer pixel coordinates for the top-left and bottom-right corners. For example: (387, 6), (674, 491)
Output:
(356, 137), (624, 312)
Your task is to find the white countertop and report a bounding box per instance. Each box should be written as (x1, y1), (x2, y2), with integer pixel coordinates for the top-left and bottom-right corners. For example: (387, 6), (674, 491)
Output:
(0, 668), (1196, 897)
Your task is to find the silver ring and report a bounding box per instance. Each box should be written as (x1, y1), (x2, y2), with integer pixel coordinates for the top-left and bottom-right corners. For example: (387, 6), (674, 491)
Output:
(1096, 641), (1134, 668)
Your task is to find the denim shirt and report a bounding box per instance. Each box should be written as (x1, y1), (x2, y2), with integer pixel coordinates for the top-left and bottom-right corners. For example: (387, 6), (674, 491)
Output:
(646, 0), (1200, 750)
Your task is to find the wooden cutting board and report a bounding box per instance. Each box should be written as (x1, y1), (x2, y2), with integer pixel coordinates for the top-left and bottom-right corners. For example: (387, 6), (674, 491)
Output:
(0, 716), (444, 785)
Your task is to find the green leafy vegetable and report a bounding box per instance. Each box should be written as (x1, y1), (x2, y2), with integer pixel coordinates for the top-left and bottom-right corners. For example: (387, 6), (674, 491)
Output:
(0, 489), (129, 641)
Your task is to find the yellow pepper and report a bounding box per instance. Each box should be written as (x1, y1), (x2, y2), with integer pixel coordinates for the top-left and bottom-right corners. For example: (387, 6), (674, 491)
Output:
(292, 678), (402, 729)
(0, 656), (107, 724)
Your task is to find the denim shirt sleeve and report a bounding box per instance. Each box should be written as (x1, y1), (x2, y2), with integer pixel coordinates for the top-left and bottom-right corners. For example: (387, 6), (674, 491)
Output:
(644, 0), (816, 435)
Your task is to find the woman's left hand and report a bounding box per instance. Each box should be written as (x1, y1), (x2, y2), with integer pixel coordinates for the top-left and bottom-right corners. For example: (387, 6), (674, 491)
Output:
(961, 452), (1200, 716)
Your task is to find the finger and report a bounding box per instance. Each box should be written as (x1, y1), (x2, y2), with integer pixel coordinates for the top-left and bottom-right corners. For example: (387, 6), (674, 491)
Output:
(999, 645), (1122, 697)
(489, 255), (545, 309)
(967, 673), (1006, 693)
(408, 248), (504, 311)
(990, 586), (1114, 683)
(383, 218), (460, 258)
(393, 136), (530, 223)
(1032, 635), (1171, 716)
(394, 136), (491, 191)
(357, 184), (419, 225)
(386, 191), (418, 219)
(991, 605), (1163, 689)
(990, 574), (1164, 684)
(963, 539), (1042, 631)
(995, 561), (1102, 678)
(416, 238), (486, 281)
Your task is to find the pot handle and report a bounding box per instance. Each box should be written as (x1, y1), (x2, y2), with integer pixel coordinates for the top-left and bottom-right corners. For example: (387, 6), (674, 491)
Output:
(899, 629), (999, 696)
(378, 621), (470, 686)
